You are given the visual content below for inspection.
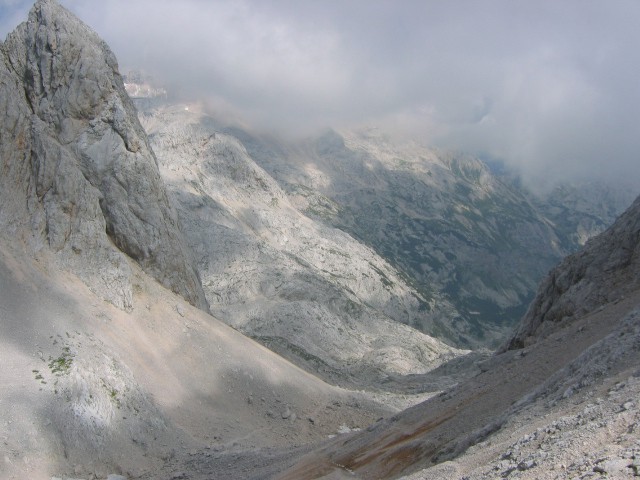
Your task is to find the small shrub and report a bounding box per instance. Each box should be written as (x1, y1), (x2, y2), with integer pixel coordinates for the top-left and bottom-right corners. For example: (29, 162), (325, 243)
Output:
(48, 346), (74, 375)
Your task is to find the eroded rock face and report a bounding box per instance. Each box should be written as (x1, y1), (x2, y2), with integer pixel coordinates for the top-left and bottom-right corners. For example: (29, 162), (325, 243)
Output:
(0, 0), (207, 310)
(504, 194), (640, 350)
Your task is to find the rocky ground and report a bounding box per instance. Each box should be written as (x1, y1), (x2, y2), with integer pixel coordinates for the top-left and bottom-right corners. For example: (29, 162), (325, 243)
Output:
(447, 370), (640, 480)
(274, 288), (640, 479)
(0, 236), (466, 480)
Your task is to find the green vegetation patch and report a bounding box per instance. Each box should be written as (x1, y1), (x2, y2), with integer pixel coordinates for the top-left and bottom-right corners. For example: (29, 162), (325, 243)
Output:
(48, 346), (74, 376)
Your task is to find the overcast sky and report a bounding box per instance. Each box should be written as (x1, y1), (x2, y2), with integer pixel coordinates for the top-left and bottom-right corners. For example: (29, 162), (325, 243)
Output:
(2, 0), (640, 189)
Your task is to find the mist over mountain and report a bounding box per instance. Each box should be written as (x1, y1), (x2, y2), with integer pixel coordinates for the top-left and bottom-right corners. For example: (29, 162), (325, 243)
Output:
(3, 0), (640, 191)
(124, 72), (637, 351)
(201, 119), (635, 348)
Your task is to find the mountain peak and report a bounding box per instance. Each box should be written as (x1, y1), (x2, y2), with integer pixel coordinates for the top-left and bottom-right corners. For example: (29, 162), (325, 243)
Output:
(0, 0), (208, 310)
(27, 0), (94, 41)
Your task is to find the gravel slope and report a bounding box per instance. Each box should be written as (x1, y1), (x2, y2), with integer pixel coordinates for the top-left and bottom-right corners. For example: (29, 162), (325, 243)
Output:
(277, 289), (640, 479)
(0, 239), (405, 480)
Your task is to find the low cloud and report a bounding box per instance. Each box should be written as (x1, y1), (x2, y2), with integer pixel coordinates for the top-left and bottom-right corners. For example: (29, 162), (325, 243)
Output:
(3, 0), (640, 189)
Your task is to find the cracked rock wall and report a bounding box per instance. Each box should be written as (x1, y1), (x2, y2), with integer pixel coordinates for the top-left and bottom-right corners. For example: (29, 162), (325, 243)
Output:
(0, 0), (207, 311)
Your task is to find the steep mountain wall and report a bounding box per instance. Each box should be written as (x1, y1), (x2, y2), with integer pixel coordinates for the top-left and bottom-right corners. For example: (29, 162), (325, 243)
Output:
(0, 0), (207, 310)
(504, 193), (640, 350)
(227, 127), (636, 347)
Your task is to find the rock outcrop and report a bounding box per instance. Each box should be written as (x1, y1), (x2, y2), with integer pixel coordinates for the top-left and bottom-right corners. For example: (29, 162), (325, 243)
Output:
(0, 0), (207, 310)
(504, 193), (640, 350)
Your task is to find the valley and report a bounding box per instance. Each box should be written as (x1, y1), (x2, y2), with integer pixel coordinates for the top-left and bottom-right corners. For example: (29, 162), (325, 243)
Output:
(0, 1), (639, 479)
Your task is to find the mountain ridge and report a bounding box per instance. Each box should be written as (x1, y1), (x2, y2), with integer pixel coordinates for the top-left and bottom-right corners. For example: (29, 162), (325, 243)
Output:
(213, 122), (636, 347)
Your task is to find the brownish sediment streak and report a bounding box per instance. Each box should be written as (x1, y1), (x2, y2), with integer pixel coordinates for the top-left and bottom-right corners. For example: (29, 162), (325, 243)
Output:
(279, 389), (489, 479)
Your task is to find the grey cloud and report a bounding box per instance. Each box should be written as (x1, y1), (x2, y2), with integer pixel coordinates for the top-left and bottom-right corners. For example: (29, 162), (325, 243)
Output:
(3, 0), (640, 188)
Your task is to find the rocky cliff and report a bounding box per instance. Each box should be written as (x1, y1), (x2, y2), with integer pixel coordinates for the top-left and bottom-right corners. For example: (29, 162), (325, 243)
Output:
(0, 0), (207, 310)
(504, 193), (640, 350)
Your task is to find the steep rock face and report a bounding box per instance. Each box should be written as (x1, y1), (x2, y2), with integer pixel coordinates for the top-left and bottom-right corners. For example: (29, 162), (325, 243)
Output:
(137, 103), (464, 386)
(504, 193), (640, 349)
(0, 0), (207, 310)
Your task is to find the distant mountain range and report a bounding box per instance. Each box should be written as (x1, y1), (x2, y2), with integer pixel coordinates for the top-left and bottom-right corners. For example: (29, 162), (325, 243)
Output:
(130, 87), (636, 350)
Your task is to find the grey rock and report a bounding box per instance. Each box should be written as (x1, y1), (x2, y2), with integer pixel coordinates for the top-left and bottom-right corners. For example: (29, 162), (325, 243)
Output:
(517, 459), (536, 471)
(593, 459), (629, 475)
(504, 193), (640, 350)
(0, 0), (207, 311)
(137, 102), (465, 386)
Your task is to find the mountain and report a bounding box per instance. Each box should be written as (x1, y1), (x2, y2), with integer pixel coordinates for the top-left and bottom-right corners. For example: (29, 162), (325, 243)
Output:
(135, 103), (464, 388)
(2, 2), (639, 479)
(0, 0), (207, 311)
(277, 192), (640, 479)
(126, 75), (636, 382)
(534, 180), (637, 248)
(504, 193), (640, 350)
(0, 2), (411, 478)
(214, 126), (637, 348)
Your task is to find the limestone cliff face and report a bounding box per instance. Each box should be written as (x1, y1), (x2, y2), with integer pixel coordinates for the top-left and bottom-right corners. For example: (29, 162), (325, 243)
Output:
(0, 0), (207, 310)
(504, 194), (640, 350)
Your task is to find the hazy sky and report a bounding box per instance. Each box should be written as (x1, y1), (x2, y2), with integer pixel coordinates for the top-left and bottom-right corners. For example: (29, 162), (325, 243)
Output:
(2, 0), (640, 188)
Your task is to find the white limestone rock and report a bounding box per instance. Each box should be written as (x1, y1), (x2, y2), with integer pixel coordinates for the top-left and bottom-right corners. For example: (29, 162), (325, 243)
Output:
(138, 103), (465, 385)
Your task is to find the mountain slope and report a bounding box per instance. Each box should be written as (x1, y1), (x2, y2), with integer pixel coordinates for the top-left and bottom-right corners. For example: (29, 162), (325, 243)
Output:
(535, 180), (637, 248)
(0, 227), (397, 479)
(2, 2), (639, 479)
(136, 103), (465, 387)
(0, 3), (402, 478)
(504, 193), (640, 350)
(223, 127), (636, 348)
(277, 193), (640, 479)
